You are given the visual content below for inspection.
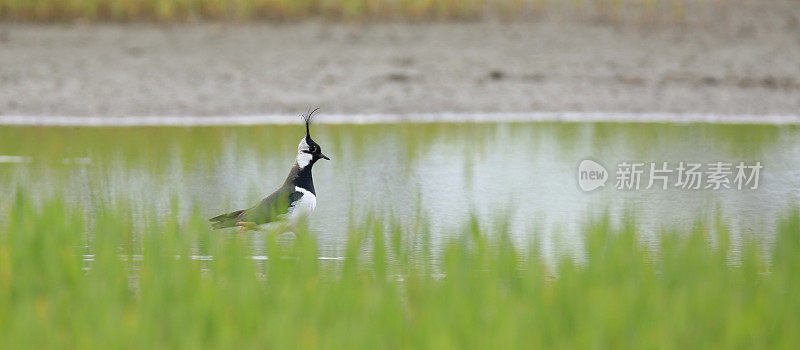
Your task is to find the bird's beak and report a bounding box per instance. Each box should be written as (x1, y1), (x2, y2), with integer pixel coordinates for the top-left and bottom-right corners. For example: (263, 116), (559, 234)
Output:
(320, 153), (330, 160)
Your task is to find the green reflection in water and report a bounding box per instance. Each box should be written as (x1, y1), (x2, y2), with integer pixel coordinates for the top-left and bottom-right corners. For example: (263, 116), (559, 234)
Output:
(1, 122), (798, 258)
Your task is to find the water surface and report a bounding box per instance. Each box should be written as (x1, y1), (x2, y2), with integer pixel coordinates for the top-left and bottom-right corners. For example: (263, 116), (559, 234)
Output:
(1, 122), (798, 262)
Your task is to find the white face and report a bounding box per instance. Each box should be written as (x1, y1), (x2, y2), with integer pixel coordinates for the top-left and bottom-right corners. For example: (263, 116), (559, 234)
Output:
(296, 137), (313, 168)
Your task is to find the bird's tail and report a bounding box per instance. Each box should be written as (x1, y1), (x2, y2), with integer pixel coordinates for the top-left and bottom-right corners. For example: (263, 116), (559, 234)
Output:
(208, 209), (244, 229)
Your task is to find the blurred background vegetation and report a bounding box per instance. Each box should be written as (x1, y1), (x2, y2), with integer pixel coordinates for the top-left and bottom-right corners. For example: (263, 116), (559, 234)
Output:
(0, 0), (705, 22)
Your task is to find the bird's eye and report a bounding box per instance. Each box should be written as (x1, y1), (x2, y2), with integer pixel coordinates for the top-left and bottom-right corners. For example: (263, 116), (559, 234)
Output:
(309, 146), (317, 153)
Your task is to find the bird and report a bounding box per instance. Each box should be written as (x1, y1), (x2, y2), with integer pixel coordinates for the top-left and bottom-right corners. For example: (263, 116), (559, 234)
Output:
(209, 108), (329, 231)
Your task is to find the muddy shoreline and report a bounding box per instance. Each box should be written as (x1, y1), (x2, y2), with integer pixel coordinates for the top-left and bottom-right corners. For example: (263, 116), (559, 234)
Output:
(1, 7), (799, 118)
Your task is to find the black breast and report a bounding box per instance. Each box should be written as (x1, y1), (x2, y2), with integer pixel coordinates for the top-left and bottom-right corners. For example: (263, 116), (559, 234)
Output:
(285, 163), (315, 195)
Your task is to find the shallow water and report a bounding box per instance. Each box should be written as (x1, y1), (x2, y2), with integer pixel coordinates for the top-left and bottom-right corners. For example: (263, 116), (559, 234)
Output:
(1, 122), (798, 262)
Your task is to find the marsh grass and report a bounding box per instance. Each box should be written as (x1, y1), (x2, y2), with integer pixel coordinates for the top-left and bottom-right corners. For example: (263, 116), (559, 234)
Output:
(1, 192), (799, 348)
(0, 0), (703, 22)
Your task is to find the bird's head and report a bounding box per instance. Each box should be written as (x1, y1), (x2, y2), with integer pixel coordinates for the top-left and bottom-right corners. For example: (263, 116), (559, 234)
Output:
(296, 108), (329, 168)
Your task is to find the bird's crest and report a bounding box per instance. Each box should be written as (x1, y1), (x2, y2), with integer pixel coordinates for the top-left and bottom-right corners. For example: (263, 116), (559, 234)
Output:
(301, 107), (320, 139)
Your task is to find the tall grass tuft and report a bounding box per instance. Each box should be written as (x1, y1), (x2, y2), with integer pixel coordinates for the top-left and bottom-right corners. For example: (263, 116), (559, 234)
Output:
(1, 193), (799, 348)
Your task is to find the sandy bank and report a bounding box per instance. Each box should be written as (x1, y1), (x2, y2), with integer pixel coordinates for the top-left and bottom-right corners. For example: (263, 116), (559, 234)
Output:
(1, 3), (799, 118)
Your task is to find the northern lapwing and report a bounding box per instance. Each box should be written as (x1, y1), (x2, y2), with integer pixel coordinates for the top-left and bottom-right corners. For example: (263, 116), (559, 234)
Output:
(209, 108), (329, 231)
